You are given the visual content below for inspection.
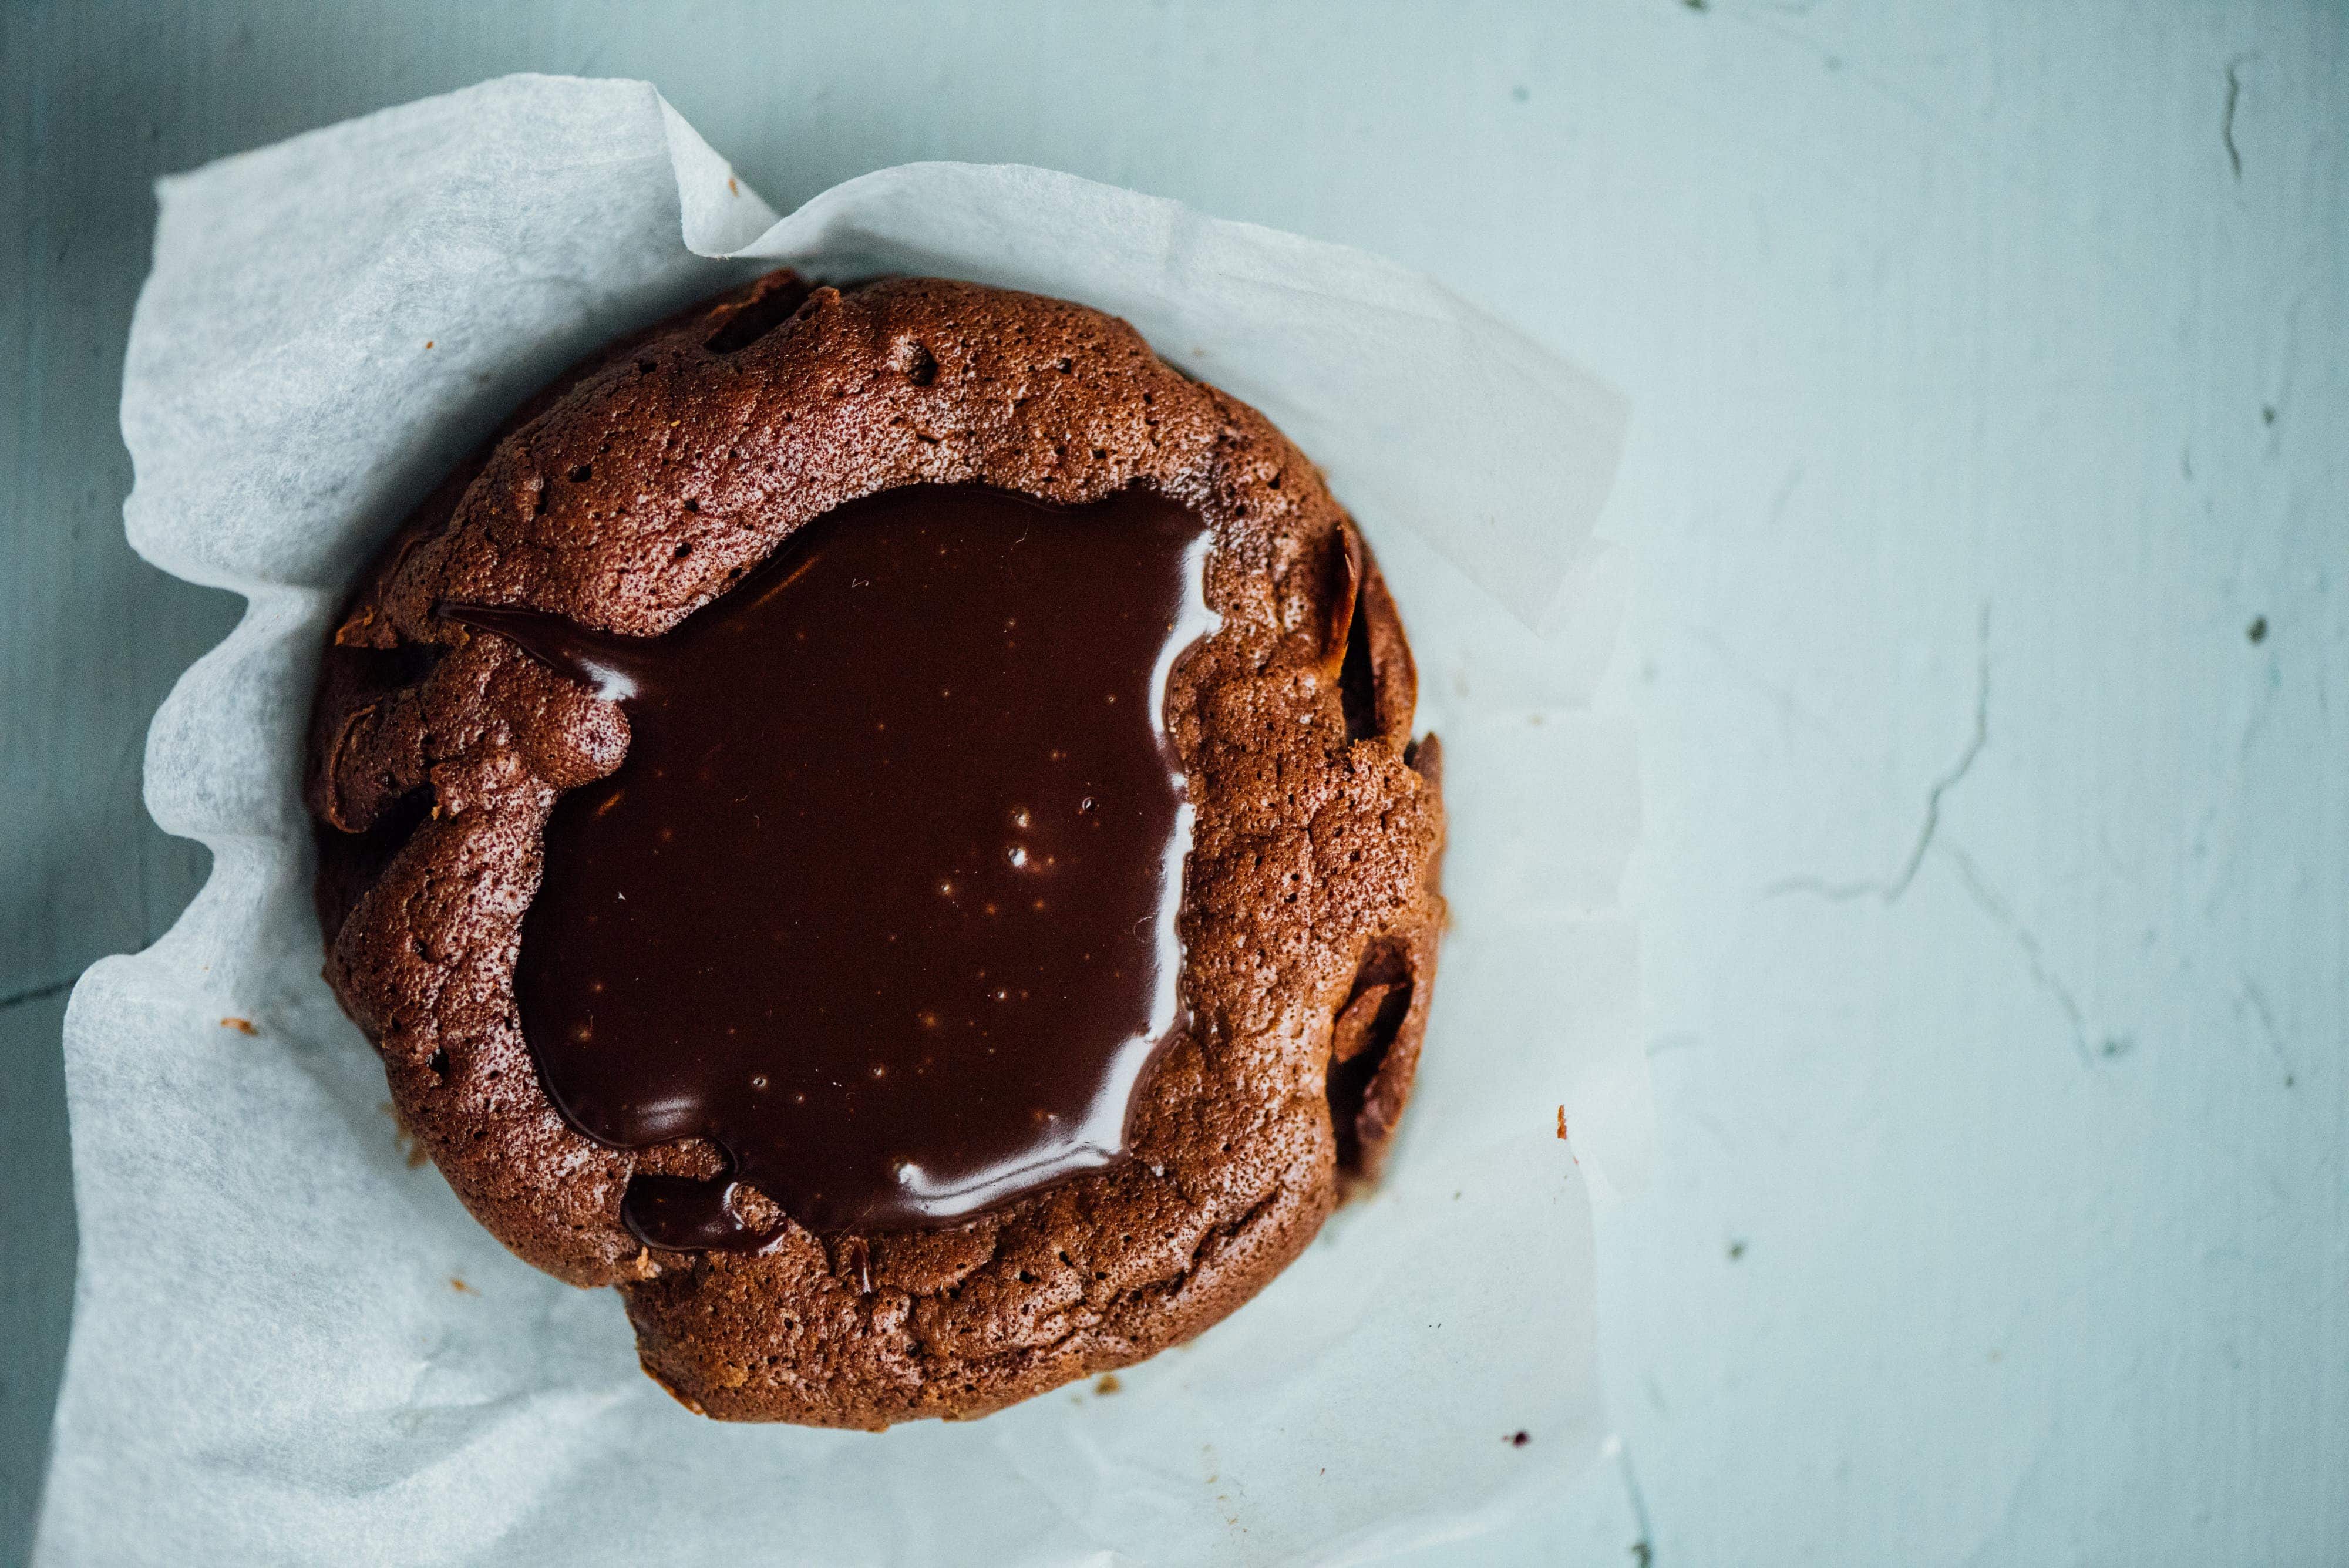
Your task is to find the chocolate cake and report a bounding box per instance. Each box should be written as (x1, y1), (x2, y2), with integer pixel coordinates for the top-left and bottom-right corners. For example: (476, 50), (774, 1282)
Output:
(308, 271), (1445, 1426)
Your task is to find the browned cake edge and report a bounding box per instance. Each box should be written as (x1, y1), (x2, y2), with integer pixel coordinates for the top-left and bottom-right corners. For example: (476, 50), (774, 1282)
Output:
(307, 272), (1446, 1426)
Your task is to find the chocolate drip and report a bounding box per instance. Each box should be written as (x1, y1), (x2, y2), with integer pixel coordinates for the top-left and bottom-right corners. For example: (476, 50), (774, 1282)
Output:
(448, 484), (1214, 1247)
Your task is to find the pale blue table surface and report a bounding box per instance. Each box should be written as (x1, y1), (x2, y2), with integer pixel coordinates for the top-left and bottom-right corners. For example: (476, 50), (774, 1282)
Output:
(5, 3), (2343, 1564)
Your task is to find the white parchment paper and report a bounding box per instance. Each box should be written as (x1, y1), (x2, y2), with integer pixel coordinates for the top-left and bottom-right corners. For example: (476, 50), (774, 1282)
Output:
(39, 76), (1643, 1566)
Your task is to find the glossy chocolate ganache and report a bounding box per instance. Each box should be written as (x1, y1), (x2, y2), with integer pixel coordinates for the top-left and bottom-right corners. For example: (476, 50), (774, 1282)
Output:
(450, 483), (1215, 1249)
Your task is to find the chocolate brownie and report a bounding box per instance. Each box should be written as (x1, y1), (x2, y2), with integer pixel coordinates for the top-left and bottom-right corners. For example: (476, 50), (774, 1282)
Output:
(308, 272), (1445, 1426)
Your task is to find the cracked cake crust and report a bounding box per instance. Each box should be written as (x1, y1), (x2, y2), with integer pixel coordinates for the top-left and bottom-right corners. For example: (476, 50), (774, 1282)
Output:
(308, 272), (1445, 1426)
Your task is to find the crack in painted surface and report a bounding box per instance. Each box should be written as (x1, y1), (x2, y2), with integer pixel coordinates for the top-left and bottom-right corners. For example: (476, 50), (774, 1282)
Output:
(2237, 978), (2294, 1078)
(1943, 844), (2093, 1067)
(1768, 604), (1990, 904)
(0, 976), (75, 1013)
(1610, 1434), (1657, 1564)
(2222, 53), (2255, 181)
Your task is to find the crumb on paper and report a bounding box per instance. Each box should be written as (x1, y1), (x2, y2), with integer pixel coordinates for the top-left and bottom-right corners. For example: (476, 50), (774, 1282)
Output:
(1094, 1373), (1122, 1395)
(381, 1100), (427, 1167)
(450, 1277), (475, 1294)
(424, 339), (434, 349)
(1727, 1239), (1746, 1261)
(220, 1017), (257, 1035)
(1555, 1105), (1567, 1139)
(2248, 615), (2269, 644)
(727, 176), (739, 195)
(1509, 1430), (1530, 1447)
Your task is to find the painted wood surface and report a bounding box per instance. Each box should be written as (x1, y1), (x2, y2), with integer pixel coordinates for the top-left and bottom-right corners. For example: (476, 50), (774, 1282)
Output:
(4, 2), (2340, 1562)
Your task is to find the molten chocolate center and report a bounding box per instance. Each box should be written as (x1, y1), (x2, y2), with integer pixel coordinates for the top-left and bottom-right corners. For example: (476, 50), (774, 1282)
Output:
(452, 484), (1213, 1247)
